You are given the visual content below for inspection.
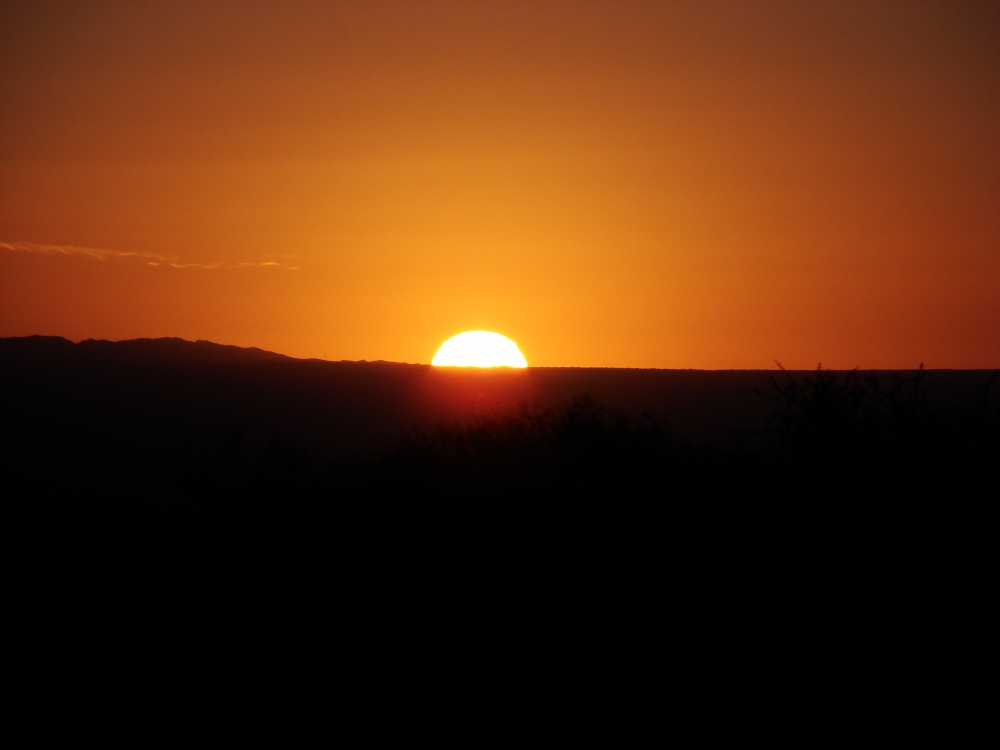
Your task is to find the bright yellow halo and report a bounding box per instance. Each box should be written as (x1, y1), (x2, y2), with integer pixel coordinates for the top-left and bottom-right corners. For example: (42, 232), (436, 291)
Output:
(431, 331), (528, 368)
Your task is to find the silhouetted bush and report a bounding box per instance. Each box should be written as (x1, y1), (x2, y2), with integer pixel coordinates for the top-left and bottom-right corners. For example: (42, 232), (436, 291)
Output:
(757, 364), (999, 499)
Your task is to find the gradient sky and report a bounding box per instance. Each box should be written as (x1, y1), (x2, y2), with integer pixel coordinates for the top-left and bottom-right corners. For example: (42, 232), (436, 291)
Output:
(2, 1), (997, 367)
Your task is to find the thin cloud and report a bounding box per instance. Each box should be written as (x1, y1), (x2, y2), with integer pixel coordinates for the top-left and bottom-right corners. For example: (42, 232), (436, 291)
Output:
(0, 241), (300, 270)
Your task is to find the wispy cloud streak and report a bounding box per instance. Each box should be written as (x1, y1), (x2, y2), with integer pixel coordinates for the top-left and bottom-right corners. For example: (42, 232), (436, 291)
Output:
(0, 241), (300, 270)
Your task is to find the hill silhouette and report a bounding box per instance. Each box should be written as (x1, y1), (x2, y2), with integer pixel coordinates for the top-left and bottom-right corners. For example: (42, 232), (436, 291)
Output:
(4, 336), (996, 624)
(3, 335), (992, 451)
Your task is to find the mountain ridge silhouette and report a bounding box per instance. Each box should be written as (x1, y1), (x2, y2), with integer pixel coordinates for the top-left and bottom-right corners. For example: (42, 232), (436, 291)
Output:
(3, 334), (991, 449)
(4, 334), (994, 652)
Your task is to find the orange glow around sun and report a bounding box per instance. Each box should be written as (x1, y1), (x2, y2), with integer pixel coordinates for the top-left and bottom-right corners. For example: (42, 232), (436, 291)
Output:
(432, 331), (528, 368)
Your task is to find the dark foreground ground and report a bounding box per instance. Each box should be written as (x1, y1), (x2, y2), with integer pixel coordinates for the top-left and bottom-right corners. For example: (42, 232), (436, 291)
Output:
(3, 336), (997, 699)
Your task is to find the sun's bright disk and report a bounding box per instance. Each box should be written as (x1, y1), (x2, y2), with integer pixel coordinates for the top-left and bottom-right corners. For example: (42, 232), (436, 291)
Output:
(431, 331), (528, 368)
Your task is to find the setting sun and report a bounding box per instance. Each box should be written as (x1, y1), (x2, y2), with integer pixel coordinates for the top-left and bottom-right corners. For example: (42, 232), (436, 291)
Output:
(431, 331), (528, 368)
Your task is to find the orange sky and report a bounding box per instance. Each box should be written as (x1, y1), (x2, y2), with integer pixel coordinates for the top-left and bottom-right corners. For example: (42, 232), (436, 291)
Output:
(2, 1), (997, 368)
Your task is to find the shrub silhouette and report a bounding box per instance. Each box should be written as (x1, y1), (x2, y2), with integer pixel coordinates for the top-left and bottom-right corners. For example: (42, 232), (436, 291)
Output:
(343, 396), (672, 560)
(758, 364), (999, 498)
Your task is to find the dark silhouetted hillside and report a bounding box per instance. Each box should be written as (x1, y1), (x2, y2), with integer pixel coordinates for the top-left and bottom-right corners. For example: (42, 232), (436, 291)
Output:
(3, 336), (996, 624)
